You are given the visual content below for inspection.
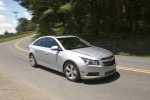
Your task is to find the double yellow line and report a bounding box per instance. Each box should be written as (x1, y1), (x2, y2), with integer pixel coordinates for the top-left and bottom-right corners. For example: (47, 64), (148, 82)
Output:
(14, 38), (150, 74)
(117, 66), (150, 74)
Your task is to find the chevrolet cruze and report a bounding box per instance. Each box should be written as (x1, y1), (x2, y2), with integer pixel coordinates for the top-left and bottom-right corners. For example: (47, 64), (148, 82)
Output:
(28, 35), (116, 81)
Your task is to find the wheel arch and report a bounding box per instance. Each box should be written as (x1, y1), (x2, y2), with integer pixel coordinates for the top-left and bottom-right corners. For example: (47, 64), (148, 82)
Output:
(63, 60), (79, 72)
(29, 51), (36, 57)
(29, 52), (33, 56)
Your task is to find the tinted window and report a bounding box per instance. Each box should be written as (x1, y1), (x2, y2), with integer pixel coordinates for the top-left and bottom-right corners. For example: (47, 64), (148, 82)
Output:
(33, 38), (47, 47)
(46, 38), (59, 48)
(58, 37), (91, 50)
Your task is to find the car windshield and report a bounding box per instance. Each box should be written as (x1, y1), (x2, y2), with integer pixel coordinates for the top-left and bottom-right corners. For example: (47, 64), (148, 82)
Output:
(57, 37), (92, 50)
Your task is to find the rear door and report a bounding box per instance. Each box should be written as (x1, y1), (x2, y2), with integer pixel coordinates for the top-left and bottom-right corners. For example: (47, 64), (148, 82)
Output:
(32, 37), (47, 65)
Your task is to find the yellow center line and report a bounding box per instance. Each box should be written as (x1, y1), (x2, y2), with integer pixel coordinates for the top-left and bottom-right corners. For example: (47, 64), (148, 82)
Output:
(117, 66), (150, 74)
(14, 38), (150, 74)
(14, 38), (28, 53)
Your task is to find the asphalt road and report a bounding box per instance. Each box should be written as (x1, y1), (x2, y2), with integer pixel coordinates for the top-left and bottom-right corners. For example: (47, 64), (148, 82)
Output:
(0, 35), (150, 100)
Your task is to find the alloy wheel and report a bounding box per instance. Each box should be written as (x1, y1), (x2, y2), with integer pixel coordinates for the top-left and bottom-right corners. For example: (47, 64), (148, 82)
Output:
(64, 62), (80, 81)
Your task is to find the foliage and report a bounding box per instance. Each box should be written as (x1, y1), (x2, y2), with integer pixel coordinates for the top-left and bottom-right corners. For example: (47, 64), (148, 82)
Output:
(14, 0), (150, 37)
(14, 0), (150, 56)
(16, 17), (36, 33)
(4, 31), (10, 35)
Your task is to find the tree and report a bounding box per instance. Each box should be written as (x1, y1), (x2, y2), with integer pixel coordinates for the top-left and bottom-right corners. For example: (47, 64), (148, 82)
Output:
(14, 0), (150, 37)
(4, 31), (9, 35)
(16, 17), (36, 33)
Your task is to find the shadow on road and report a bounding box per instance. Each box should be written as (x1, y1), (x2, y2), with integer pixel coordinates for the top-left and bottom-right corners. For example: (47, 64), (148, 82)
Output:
(81, 72), (120, 85)
(39, 66), (65, 77)
(39, 66), (120, 84)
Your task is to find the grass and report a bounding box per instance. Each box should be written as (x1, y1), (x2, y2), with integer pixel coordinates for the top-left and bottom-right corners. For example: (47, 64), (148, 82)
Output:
(117, 51), (135, 56)
(117, 51), (150, 58)
(0, 31), (36, 43)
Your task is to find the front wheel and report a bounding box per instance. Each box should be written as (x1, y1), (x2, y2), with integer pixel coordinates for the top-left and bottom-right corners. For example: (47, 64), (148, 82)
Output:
(64, 62), (80, 82)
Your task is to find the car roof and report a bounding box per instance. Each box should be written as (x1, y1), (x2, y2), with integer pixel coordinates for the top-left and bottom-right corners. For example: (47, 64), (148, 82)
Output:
(42, 35), (77, 39)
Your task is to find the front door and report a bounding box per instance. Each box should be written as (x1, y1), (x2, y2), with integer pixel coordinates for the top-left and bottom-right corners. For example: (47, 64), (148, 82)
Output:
(44, 37), (61, 71)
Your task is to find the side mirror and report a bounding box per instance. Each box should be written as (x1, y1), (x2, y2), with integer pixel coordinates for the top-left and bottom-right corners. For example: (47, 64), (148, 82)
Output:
(51, 46), (59, 51)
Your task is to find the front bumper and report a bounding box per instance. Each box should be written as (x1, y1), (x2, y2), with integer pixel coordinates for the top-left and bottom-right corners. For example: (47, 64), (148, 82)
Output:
(79, 63), (116, 79)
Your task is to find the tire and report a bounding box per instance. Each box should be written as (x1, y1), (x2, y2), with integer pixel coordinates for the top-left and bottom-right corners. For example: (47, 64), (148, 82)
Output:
(29, 54), (38, 68)
(64, 62), (80, 82)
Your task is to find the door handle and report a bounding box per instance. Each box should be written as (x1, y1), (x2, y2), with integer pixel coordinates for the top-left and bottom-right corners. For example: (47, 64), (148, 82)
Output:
(45, 52), (48, 55)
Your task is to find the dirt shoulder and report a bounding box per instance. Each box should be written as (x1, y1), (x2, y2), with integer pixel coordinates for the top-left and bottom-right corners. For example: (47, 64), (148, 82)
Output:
(0, 71), (51, 100)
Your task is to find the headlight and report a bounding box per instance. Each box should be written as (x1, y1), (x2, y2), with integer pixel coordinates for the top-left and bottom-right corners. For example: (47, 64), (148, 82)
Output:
(81, 57), (99, 65)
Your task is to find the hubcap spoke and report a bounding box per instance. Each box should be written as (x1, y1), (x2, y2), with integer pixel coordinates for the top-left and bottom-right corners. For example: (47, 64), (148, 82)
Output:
(70, 65), (74, 70)
(66, 72), (71, 77)
(30, 56), (35, 66)
(72, 70), (77, 75)
(66, 66), (71, 71)
(65, 64), (77, 80)
(70, 72), (75, 79)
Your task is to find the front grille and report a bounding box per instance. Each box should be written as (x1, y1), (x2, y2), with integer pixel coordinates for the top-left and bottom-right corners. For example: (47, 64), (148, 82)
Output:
(101, 55), (115, 66)
(105, 68), (116, 75)
(103, 59), (115, 66)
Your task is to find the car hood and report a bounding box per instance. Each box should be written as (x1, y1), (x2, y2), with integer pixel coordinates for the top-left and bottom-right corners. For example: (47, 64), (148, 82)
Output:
(71, 46), (113, 59)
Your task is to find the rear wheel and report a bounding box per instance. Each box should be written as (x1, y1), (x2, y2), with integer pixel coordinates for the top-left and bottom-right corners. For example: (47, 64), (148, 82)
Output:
(29, 54), (38, 68)
(64, 62), (80, 82)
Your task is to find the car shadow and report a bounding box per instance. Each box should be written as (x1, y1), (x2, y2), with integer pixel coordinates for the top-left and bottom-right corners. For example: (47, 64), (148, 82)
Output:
(39, 65), (65, 78)
(38, 66), (120, 84)
(81, 72), (120, 85)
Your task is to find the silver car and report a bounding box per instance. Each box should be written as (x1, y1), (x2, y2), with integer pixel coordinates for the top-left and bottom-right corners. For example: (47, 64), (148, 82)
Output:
(28, 35), (116, 81)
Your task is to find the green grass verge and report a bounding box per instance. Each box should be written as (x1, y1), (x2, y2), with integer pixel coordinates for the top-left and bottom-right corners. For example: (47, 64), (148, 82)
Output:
(117, 51), (150, 58)
(0, 31), (36, 43)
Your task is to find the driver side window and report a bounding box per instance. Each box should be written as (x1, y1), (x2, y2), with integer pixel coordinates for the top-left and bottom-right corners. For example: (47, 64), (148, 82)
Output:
(46, 38), (59, 48)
